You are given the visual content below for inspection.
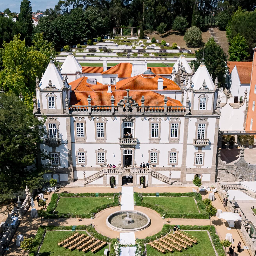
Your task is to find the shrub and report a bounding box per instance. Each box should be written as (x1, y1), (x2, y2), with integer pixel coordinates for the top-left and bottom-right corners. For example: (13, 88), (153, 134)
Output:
(157, 22), (167, 34)
(87, 39), (93, 45)
(171, 42), (178, 49)
(161, 40), (166, 46)
(184, 26), (203, 47)
(221, 239), (232, 250)
(229, 34), (249, 61)
(203, 198), (212, 206)
(193, 175), (202, 187)
(151, 37), (156, 43)
(76, 43), (81, 49)
(172, 16), (188, 34)
(49, 178), (57, 187)
(97, 37), (102, 42)
(63, 45), (70, 52)
(89, 48), (96, 53)
(21, 238), (34, 252)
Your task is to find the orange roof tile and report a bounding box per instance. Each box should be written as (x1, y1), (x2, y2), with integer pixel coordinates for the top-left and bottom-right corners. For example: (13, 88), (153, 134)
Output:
(102, 63), (132, 78)
(69, 76), (103, 91)
(228, 62), (252, 84)
(70, 90), (182, 107)
(82, 66), (103, 74)
(148, 67), (173, 75)
(116, 74), (180, 91)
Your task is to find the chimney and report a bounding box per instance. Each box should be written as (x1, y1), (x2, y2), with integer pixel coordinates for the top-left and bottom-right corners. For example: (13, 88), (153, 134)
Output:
(103, 60), (107, 72)
(108, 85), (112, 93)
(158, 78), (163, 90)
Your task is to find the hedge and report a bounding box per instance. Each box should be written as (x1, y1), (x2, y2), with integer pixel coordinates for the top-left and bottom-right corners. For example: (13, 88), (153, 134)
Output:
(43, 193), (120, 219)
(134, 192), (209, 219)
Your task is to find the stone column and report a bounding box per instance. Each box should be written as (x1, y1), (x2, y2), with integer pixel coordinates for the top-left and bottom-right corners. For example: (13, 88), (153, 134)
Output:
(120, 27), (123, 36)
(131, 27), (134, 36)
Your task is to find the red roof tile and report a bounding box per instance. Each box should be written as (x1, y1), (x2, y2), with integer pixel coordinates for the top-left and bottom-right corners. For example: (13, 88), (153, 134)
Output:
(82, 66), (103, 74)
(148, 67), (173, 75)
(228, 62), (252, 84)
(116, 74), (180, 91)
(102, 63), (132, 78)
(70, 90), (182, 107)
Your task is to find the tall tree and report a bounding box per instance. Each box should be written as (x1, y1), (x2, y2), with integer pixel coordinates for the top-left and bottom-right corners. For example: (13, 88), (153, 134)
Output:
(192, 37), (227, 87)
(0, 93), (46, 195)
(18, 0), (33, 46)
(0, 16), (18, 47)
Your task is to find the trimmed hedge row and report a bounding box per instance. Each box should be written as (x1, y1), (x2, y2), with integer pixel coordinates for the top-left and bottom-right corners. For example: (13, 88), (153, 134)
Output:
(28, 226), (45, 256)
(134, 192), (209, 219)
(43, 193), (120, 219)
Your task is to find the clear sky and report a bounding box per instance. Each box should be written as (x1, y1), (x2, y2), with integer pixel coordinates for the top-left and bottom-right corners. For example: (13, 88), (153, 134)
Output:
(0, 0), (60, 13)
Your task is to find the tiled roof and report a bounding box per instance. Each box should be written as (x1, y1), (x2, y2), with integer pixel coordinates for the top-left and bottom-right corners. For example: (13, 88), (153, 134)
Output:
(70, 90), (182, 107)
(102, 63), (133, 78)
(228, 62), (252, 84)
(116, 74), (180, 90)
(82, 66), (104, 74)
(148, 67), (173, 75)
(69, 77), (102, 91)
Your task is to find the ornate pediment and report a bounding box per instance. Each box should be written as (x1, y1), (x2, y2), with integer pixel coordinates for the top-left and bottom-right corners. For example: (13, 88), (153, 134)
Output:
(117, 89), (139, 111)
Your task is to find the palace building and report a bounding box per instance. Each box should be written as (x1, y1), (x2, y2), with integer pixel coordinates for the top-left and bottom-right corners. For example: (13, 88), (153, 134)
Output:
(35, 55), (220, 186)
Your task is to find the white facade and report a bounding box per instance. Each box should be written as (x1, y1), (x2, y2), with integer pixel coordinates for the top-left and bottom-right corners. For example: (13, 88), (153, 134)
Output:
(36, 56), (220, 186)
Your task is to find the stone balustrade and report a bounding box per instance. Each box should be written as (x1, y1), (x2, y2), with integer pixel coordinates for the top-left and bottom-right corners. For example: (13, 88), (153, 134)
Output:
(193, 139), (210, 147)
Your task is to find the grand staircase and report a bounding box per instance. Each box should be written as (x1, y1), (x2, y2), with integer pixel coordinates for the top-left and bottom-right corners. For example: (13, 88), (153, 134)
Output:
(84, 167), (177, 186)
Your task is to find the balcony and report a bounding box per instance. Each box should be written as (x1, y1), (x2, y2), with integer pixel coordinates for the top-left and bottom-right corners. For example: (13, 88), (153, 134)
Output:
(119, 137), (138, 147)
(193, 139), (210, 147)
(44, 136), (61, 147)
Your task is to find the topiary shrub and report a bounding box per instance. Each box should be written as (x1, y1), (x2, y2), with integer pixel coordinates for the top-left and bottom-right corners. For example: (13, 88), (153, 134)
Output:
(97, 37), (102, 42)
(63, 45), (70, 52)
(157, 22), (167, 34)
(184, 26), (202, 47)
(171, 42), (178, 49)
(151, 37), (156, 43)
(172, 16), (188, 34)
(193, 175), (202, 187)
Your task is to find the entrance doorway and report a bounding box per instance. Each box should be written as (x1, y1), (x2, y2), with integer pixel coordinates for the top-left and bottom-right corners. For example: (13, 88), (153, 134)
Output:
(122, 175), (133, 185)
(123, 149), (132, 167)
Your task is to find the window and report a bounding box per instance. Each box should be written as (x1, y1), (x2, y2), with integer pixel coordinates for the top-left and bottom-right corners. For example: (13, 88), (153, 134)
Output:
(150, 152), (158, 163)
(151, 123), (159, 138)
(76, 123), (84, 137)
(250, 118), (253, 131)
(48, 96), (55, 109)
(96, 123), (104, 138)
(97, 152), (105, 163)
(110, 77), (116, 85)
(253, 101), (255, 111)
(197, 124), (206, 139)
(170, 123), (179, 138)
(254, 85), (256, 94)
(77, 152), (85, 163)
(48, 123), (57, 138)
(169, 152), (177, 164)
(195, 153), (203, 165)
(50, 153), (59, 165)
(234, 96), (238, 103)
(199, 97), (206, 110)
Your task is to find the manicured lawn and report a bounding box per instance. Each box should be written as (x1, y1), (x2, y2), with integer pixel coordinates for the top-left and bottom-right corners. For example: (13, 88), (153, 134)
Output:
(253, 208), (256, 215)
(147, 63), (174, 67)
(55, 197), (114, 215)
(39, 231), (107, 256)
(142, 196), (199, 214)
(146, 231), (216, 256)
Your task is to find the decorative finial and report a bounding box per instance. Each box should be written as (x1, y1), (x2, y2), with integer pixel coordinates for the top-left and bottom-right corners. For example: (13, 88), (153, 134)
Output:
(87, 95), (91, 105)
(48, 80), (52, 87)
(111, 95), (115, 105)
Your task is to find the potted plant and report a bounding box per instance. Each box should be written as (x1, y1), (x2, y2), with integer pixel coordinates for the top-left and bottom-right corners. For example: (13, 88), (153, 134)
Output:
(140, 176), (146, 188)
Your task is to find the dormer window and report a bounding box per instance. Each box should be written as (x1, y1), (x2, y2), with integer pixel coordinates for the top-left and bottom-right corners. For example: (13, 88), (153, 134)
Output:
(199, 97), (206, 110)
(48, 96), (55, 109)
(110, 77), (116, 85)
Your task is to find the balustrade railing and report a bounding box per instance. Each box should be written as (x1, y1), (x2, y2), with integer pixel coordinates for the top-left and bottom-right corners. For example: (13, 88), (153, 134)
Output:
(193, 139), (210, 146)
(119, 137), (138, 146)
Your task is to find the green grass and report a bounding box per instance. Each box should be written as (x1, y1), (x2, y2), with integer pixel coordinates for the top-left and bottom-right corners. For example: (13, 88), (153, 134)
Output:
(253, 209), (256, 214)
(146, 231), (216, 256)
(80, 62), (174, 67)
(142, 196), (199, 214)
(39, 231), (107, 256)
(55, 197), (114, 215)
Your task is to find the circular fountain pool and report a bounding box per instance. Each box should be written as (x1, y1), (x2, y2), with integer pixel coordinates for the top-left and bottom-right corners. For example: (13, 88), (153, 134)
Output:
(106, 210), (151, 231)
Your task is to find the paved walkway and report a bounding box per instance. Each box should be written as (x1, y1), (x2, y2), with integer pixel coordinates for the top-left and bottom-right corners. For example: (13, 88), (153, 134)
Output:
(121, 187), (134, 211)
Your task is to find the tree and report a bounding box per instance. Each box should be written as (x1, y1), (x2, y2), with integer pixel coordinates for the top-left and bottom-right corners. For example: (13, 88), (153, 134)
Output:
(192, 37), (227, 87)
(157, 22), (167, 34)
(0, 34), (55, 105)
(229, 34), (249, 61)
(206, 204), (217, 217)
(18, 0), (33, 46)
(0, 93), (46, 194)
(193, 175), (201, 187)
(49, 178), (57, 187)
(151, 37), (156, 43)
(216, 11), (231, 31)
(184, 26), (203, 47)
(172, 16), (189, 34)
(0, 16), (18, 47)
(221, 240), (232, 252)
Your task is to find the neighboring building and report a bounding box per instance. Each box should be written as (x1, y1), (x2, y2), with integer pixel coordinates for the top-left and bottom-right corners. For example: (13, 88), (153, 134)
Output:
(219, 61), (252, 132)
(35, 56), (220, 186)
(246, 49), (256, 132)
